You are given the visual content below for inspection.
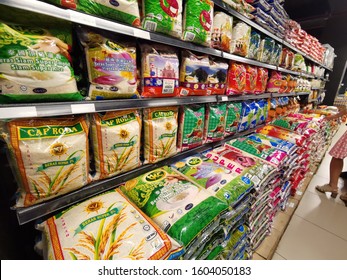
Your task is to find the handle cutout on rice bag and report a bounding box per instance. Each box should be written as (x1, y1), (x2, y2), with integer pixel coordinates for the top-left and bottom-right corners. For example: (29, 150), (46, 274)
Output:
(46, 0), (141, 27)
(3, 115), (91, 207)
(91, 110), (142, 180)
(179, 51), (210, 96)
(77, 26), (138, 100)
(140, 44), (179, 98)
(120, 166), (229, 257)
(143, 106), (178, 164)
(141, 0), (183, 38)
(0, 21), (82, 103)
(36, 188), (184, 260)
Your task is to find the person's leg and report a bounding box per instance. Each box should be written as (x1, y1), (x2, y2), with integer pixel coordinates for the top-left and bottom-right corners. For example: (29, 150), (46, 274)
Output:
(329, 157), (344, 191)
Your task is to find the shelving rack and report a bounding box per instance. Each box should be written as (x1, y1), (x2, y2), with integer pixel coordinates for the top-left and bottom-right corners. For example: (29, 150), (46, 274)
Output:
(0, 0), (331, 227)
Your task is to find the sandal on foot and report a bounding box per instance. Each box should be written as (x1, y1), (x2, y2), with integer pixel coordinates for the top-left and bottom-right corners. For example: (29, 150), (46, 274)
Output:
(340, 193), (347, 207)
(315, 184), (338, 198)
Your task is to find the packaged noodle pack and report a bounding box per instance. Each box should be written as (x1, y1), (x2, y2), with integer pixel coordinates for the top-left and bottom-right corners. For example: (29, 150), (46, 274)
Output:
(120, 166), (229, 256)
(171, 154), (253, 207)
(211, 12), (233, 52)
(254, 67), (268, 94)
(182, 0), (214, 46)
(141, 44), (179, 98)
(91, 110), (141, 180)
(3, 116), (90, 207)
(204, 103), (227, 143)
(225, 102), (242, 136)
(179, 51), (210, 96)
(141, 0), (182, 38)
(78, 27), (138, 100)
(143, 107), (178, 164)
(177, 105), (205, 152)
(37, 189), (184, 260)
(226, 62), (246, 95)
(207, 58), (229, 95)
(0, 22), (81, 103)
(245, 65), (257, 94)
(46, 0), (141, 27)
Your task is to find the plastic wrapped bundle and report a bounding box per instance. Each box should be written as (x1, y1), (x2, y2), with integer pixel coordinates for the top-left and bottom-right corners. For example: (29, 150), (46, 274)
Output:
(120, 166), (230, 259)
(226, 62), (247, 95)
(37, 188), (184, 260)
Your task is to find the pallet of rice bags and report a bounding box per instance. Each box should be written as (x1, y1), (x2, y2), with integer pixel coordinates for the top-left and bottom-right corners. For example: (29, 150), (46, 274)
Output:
(1, 116), (91, 207)
(120, 166), (230, 259)
(37, 188), (183, 260)
(91, 110), (141, 180)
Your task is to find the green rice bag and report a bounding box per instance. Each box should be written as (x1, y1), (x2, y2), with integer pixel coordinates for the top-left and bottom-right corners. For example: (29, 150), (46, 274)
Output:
(225, 102), (242, 136)
(204, 103), (227, 143)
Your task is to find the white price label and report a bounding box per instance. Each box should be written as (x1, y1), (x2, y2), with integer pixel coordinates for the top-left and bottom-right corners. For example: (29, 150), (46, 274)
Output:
(69, 10), (96, 27)
(221, 96), (228, 101)
(296, 191), (303, 196)
(162, 79), (175, 94)
(71, 104), (95, 114)
(133, 29), (150, 40)
(0, 106), (37, 119)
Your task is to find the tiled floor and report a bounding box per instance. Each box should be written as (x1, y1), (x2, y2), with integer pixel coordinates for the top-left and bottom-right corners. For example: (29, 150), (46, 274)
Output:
(273, 124), (347, 260)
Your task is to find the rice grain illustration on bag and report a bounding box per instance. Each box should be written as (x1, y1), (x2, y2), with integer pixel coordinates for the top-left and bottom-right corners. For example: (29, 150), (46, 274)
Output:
(144, 107), (178, 163)
(91, 110), (141, 180)
(4, 116), (90, 207)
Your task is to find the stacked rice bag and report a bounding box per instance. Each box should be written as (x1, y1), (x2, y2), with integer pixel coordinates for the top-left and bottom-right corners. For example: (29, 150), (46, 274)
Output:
(120, 166), (230, 260)
(204, 103), (227, 143)
(211, 12), (233, 52)
(225, 102), (242, 136)
(37, 188), (184, 260)
(207, 58), (229, 95)
(231, 22), (251, 57)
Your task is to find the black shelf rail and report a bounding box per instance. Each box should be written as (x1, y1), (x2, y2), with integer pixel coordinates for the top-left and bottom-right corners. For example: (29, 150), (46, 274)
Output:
(15, 125), (264, 225)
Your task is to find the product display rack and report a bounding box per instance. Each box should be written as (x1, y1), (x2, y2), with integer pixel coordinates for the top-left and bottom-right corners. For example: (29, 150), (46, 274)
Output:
(15, 125), (264, 225)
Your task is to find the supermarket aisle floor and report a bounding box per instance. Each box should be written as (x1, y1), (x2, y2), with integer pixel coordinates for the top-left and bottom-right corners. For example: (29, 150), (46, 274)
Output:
(273, 124), (347, 260)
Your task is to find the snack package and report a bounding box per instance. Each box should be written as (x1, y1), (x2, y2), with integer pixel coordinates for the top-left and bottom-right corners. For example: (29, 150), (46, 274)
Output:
(204, 103), (227, 143)
(247, 31), (261, 60)
(91, 110), (141, 180)
(171, 155), (253, 206)
(293, 53), (306, 71)
(280, 48), (294, 69)
(0, 22), (82, 103)
(257, 37), (275, 64)
(266, 71), (282, 93)
(254, 67), (269, 94)
(225, 102), (242, 136)
(226, 62), (246, 95)
(3, 116), (90, 207)
(179, 51), (210, 96)
(121, 166), (229, 256)
(245, 65), (258, 94)
(182, 0), (214, 46)
(207, 58), (229, 95)
(211, 12), (233, 52)
(46, 0), (141, 27)
(238, 101), (253, 132)
(141, 44), (179, 98)
(280, 74), (288, 93)
(269, 43), (282, 66)
(37, 189), (184, 260)
(143, 106), (178, 164)
(78, 27), (138, 100)
(177, 105), (205, 151)
(141, 0), (182, 38)
(231, 22), (251, 57)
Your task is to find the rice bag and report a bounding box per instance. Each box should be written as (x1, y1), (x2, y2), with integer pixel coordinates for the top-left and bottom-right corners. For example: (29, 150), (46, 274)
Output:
(78, 27), (138, 100)
(267, 98), (277, 122)
(91, 110), (141, 180)
(143, 106), (178, 164)
(37, 188), (184, 260)
(225, 102), (242, 136)
(256, 99), (268, 125)
(182, 0), (214, 46)
(141, 44), (179, 98)
(226, 62), (246, 95)
(270, 117), (310, 134)
(141, 0), (182, 38)
(257, 37), (275, 64)
(225, 137), (288, 168)
(207, 58), (229, 95)
(293, 53), (306, 71)
(3, 116), (90, 207)
(211, 12), (233, 52)
(120, 166), (229, 256)
(177, 105), (205, 152)
(231, 22), (251, 57)
(266, 71), (282, 93)
(238, 101), (253, 132)
(249, 101), (259, 129)
(269, 43), (282, 66)
(247, 31), (261, 60)
(245, 65), (258, 94)
(171, 155), (253, 206)
(179, 51), (210, 96)
(254, 67), (269, 94)
(46, 0), (141, 27)
(0, 22), (81, 103)
(247, 133), (297, 155)
(204, 103), (227, 143)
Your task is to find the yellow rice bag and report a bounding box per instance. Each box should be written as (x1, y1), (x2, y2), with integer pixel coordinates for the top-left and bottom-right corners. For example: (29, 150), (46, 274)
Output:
(143, 107), (178, 164)
(37, 188), (184, 260)
(4, 116), (91, 207)
(91, 110), (141, 180)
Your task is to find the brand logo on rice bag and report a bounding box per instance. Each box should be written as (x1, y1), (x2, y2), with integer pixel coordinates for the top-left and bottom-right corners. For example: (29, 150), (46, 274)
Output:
(144, 170), (167, 182)
(18, 123), (84, 139)
(152, 111), (175, 119)
(100, 113), (136, 127)
(187, 157), (202, 166)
